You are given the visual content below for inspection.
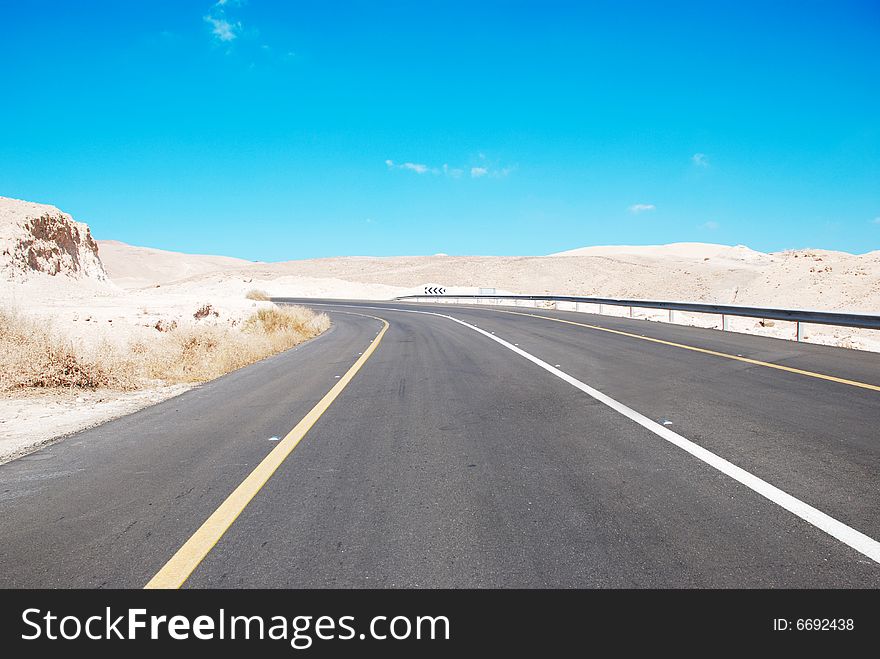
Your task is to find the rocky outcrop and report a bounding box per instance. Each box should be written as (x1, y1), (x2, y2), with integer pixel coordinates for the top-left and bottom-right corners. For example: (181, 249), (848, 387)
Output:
(0, 196), (108, 281)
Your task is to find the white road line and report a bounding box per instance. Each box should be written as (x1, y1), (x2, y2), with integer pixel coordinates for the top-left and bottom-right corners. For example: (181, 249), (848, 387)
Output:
(303, 301), (880, 565)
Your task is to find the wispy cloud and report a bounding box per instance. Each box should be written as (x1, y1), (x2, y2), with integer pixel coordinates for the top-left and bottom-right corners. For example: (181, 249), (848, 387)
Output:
(204, 0), (243, 43)
(442, 164), (464, 178)
(871, 217), (880, 225)
(700, 220), (720, 230)
(692, 153), (709, 168)
(401, 162), (429, 174)
(385, 158), (512, 179)
(386, 160), (431, 174)
(204, 15), (239, 41)
(628, 204), (656, 214)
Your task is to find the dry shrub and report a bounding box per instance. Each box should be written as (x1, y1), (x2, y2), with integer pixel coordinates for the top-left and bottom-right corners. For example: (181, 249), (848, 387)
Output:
(140, 306), (329, 383)
(242, 305), (331, 355)
(193, 304), (219, 320)
(0, 310), (111, 390)
(0, 305), (330, 392)
(154, 319), (178, 332)
(243, 306), (324, 334)
(245, 289), (270, 301)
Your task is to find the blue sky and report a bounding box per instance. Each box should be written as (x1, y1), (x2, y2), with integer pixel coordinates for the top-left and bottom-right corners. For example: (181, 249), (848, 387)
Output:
(1, 0), (878, 260)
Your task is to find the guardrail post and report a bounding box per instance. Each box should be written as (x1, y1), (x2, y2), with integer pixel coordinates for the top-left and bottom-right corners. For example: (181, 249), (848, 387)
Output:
(796, 321), (804, 342)
(721, 314), (729, 331)
(668, 309), (675, 323)
(598, 304), (603, 315)
(628, 306), (633, 318)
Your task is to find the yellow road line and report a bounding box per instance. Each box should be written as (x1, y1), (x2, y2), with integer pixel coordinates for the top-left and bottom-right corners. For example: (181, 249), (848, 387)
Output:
(483, 308), (880, 393)
(145, 314), (390, 589)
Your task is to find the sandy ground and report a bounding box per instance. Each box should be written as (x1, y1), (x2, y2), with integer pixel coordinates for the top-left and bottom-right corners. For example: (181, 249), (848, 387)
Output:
(0, 385), (191, 465)
(3, 238), (878, 462)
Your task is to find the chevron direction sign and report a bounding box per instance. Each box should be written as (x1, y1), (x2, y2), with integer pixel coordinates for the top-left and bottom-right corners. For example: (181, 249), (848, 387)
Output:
(424, 286), (446, 295)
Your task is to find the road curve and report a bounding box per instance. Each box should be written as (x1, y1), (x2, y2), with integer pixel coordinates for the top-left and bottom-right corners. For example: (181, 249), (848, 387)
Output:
(0, 299), (878, 588)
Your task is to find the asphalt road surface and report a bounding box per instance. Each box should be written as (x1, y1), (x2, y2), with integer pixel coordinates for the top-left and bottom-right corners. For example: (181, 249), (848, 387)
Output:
(1, 299), (879, 588)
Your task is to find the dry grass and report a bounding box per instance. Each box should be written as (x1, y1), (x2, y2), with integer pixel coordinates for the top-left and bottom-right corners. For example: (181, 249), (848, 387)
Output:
(0, 305), (330, 392)
(245, 289), (270, 301)
(148, 306), (330, 383)
(0, 310), (112, 389)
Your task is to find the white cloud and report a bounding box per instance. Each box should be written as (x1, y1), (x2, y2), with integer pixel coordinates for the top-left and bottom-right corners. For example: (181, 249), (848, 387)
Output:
(204, 1), (244, 43)
(385, 159), (430, 174)
(628, 204), (656, 214)
(401, 162), (429, 174)
(700, 220), (720, 230)
(385, 157), (511, 180)
(692, 153), (709, 167)
(204, 15), (239, 41)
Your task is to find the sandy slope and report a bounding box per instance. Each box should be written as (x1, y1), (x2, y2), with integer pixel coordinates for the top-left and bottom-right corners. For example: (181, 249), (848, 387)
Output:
(97, 240), (254, 288)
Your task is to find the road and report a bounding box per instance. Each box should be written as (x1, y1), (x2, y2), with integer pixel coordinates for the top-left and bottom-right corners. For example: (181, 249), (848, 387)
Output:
(1, 299), (878, 588)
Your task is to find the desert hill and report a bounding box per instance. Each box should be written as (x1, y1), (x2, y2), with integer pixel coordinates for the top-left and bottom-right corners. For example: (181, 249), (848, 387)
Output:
(97, 240), (254, 289)
(0, 196), (107, 283)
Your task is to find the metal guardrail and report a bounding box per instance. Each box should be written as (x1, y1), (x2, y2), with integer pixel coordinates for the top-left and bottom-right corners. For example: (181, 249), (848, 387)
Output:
(393, 294), (880, 336)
